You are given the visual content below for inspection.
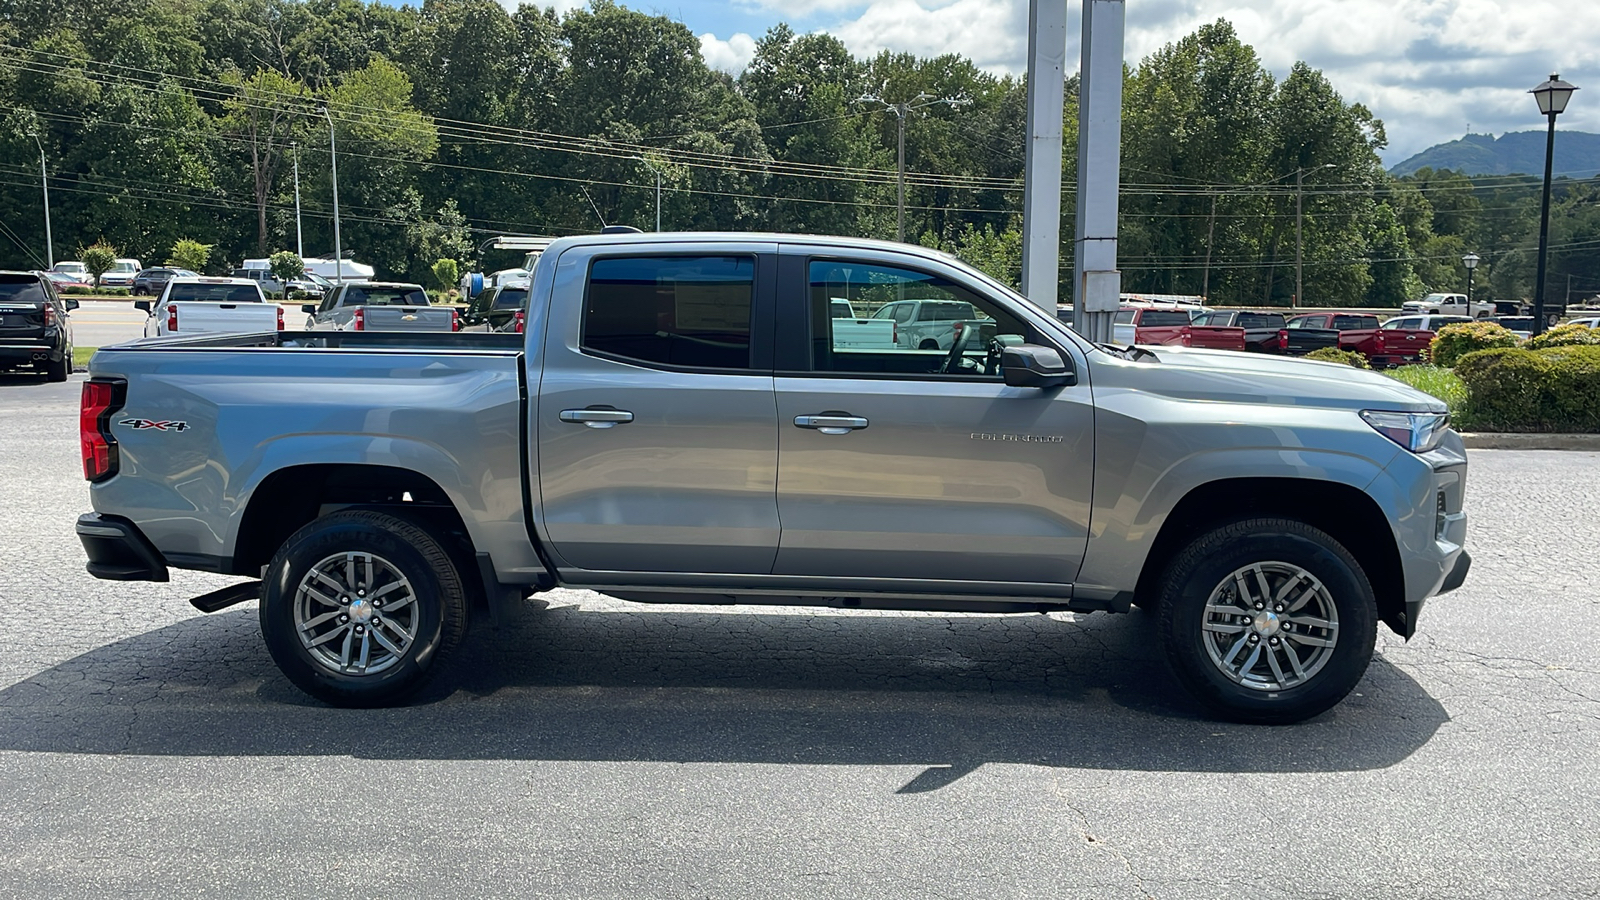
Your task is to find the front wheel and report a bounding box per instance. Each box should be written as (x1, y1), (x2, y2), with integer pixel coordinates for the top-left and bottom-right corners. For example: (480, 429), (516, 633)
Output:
(1156, 518), (1376, 724)
(259, 510), (468, 707)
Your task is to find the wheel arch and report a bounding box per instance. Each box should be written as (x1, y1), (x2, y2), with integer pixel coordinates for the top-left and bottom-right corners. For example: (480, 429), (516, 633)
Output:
(1131, 477), (1406, 637)
(231, 464), (472, 577)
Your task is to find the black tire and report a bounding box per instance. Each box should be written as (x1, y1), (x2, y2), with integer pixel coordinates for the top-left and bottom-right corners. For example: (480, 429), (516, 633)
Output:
(45, 345), (69, 382)
(918, 339), (940, 350)
(1155, 517), (1376, 724)
(259, 510), (468, 707)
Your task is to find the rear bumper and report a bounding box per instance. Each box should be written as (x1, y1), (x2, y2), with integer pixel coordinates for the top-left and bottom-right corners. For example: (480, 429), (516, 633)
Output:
(77, 513), (170, 582)
(0, 343), (52, 362)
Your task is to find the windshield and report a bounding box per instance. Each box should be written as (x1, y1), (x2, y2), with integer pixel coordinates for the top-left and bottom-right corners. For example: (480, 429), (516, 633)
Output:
(344, 286), (429, 306)
(110, 261), (138, 273)
(1139, 311), (1191, 327)
(167, 283), (263, 303)
(54, 263), (85, 274)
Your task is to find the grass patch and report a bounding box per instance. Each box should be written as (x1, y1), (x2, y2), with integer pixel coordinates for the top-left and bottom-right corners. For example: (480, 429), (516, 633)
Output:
(73, 346), (96, 370)
(1388, 365), (1475, 429)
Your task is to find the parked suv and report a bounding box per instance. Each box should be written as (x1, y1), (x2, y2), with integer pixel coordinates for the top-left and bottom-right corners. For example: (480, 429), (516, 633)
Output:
(0, 270), (76, 380)
(132, 268), (196, 296)
(460, 284), (529, 333)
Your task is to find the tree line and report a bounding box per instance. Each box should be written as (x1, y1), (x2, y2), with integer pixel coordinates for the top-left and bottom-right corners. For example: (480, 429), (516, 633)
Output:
(0, 0), (1593, 306)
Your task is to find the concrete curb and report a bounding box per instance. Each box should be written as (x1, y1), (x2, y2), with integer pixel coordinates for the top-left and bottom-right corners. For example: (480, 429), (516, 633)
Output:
(1460, 433), (1600, 451)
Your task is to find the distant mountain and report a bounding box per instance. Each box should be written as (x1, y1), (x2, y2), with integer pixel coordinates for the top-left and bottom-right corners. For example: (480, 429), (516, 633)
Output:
(1390, 130), (1600, 178)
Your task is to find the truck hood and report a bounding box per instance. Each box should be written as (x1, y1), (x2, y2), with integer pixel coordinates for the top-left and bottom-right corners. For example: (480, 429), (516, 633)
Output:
(1106, 345), (1447, 413)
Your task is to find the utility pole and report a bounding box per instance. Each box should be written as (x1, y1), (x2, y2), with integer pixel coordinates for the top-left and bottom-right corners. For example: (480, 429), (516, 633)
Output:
(31, 134), (52, 268)
(1295, 168), (1303, 311)
(859, 92), (967, 243)
(641, 157), (663, 231)
(1293, 164), (1335, 311)
(1021, 0), (1066, 312)
(291, 141), (303, 259)
(1201, 192), (1217, 301)
(320, 106), (343, 284)
(1072, 0), (1127, 343)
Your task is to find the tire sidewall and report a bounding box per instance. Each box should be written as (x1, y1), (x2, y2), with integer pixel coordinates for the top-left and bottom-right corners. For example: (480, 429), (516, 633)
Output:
(1160, 526), (1376, 723)
(260, 517), (448, 705)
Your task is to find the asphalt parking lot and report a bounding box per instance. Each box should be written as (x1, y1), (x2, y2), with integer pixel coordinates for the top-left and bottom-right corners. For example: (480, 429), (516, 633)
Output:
(1, 374), (1597, 899)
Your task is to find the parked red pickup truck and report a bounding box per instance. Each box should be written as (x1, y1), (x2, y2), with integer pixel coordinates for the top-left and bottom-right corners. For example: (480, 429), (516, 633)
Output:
(1281, 313), (1433, 367)
(1114, 308), (1246, 351)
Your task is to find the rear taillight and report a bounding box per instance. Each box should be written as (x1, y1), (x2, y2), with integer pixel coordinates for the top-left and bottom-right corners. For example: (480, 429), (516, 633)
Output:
(451, 309), (461, 332)
(892, 322), (897, 345)
(1278, 329), (1288, 350)
(1180, 326), (1193, 347)
(277, 306), (285, 331)
(1375, 330), (1387, 352)
(513, 310), (526, 334)
(352, 307), (364, 331)
(167, 305), (179, 333)
(42, 303), (55, 328)
(80, 380), (125, 482)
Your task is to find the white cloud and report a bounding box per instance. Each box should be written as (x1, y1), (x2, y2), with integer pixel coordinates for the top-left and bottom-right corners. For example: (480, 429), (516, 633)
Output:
(700, 32), (760, 74)
(803, 0), (1600, 160)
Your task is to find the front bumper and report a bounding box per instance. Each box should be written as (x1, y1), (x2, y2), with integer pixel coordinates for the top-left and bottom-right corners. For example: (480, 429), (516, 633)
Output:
(77, 513), (170, 581)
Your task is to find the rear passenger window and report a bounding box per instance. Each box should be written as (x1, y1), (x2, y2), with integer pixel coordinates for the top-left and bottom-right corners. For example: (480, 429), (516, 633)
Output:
(583, 256), (753, 370)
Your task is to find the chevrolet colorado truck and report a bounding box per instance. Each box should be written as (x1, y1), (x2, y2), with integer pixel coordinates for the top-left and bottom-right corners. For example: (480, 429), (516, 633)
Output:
(75, 233), (1471, 723)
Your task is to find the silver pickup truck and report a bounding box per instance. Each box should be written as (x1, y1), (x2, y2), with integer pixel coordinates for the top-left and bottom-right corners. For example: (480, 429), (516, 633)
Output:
(303, 282), (458, 332)
(75, 233), (1470, 723)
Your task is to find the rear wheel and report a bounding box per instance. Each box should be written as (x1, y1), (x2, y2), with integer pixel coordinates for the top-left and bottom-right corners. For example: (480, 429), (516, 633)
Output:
(259, 510), (468, 707)
(1156, 517), (1376, 724)
(44, 346), (68, 382)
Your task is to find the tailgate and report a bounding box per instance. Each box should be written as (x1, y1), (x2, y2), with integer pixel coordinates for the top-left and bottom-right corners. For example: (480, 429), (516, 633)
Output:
(1185, 326), (1247, 350)
(0, 303), (45, 339)
(171, 302), (280, 335)
(360, 306), (456, 332)
(1283, 329), (1335, 355)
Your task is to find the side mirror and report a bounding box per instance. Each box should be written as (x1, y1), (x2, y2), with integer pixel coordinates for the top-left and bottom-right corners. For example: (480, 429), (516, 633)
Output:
(1002, 343), (1075, 389)
(65, 298), (80, 311)
(302, 304), (318, 314)
(133, 300), (151, 313)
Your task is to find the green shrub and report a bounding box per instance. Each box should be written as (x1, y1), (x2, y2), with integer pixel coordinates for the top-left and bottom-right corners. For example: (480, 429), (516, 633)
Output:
(1305, 347), (1370, 369)
(167, 239), (213, 273)
(60, 285), (129, 296)
(1526, 322), (1600, 350)
(81, 242), (116, 287)
(269, 249), (305, 283)
(1454, 345), (1600, 432)
(1427, 321), (1519, 367)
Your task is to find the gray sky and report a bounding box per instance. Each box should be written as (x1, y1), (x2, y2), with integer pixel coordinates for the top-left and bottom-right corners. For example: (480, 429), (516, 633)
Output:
(640, 0), (1598, 162)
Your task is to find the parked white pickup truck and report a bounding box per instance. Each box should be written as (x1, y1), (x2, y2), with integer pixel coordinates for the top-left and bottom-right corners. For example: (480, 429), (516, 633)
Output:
(138, 277), (281, 337)
(1401, 293), (1493, 318)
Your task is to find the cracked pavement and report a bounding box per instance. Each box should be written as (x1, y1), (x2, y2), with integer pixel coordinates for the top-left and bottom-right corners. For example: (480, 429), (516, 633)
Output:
(1, 374), (1597, 898)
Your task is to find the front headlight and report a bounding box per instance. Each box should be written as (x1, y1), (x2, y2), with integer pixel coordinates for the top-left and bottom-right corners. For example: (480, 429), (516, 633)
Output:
(1360, 410), (1450, 453)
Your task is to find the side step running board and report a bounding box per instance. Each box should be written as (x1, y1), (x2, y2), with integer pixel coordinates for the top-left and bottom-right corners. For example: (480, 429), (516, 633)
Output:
(189, 581), (263, 613)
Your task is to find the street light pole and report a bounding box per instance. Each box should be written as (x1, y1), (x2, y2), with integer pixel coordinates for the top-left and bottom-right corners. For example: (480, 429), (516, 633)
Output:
(1293, 164), (1336, 311)
(31, 134), (52, 269)
(320, 106), (343, 285)
(1462, 252), (1480, 307)
(291, 141), (303, 259)
(858, 92), (966, 243)
(1530, 74), (1578, 334)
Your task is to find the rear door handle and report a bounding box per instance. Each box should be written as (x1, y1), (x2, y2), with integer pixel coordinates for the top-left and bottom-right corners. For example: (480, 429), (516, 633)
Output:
(794, 414), (869, 435)
(560, 408), (635, 429)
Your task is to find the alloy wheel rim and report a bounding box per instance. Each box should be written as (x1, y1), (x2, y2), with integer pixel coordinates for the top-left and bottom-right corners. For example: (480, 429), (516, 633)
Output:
(293, 551), (420, 677)
(1201, 561), (1339, 691)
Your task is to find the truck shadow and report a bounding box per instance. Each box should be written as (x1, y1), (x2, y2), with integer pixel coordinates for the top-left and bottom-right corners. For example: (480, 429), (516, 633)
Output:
(0, 601), (1447, 786)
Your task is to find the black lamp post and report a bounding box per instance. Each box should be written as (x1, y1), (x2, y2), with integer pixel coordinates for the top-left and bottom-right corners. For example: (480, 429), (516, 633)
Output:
(1462, 252), (1480, 308)
(1530, 74), (1578, 334)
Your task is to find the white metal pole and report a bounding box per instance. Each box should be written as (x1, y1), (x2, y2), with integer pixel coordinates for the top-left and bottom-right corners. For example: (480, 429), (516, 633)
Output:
(323, 107), (343, 284)
(33, 136), (52, 268)
(895, 104), (908, 242)
(292, 142), (303, 259)
(1020, 0), (1065, 312)
(656, 169), (662, 232)
(1072, 0), (1126, 343)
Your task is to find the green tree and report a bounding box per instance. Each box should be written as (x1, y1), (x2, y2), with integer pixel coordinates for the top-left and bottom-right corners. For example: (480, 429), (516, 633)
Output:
(221, 68), (313, 256)
(81, 242), (116, 286)
(430, 258), (459, 291)
(168, 239), (213, 272)
(269, 249), (305, 282)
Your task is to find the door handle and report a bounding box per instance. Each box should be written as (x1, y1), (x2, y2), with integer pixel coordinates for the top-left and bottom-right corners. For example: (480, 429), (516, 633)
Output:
(794, 414), (869, 435)
(560, 408), (635, 429)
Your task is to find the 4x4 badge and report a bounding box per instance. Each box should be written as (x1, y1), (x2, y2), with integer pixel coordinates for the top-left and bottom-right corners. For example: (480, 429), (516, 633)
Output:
(119, 418), (189, 432)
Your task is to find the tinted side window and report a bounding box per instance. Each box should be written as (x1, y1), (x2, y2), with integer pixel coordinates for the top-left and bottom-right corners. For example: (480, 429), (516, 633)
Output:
(583, 256), (753, 370)
(1140, 311), (1191, 327)
(1236, 314), (1284, 329)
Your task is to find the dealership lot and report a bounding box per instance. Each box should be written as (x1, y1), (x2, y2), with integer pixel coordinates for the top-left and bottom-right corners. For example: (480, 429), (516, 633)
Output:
(1, 375), (1597, 899)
